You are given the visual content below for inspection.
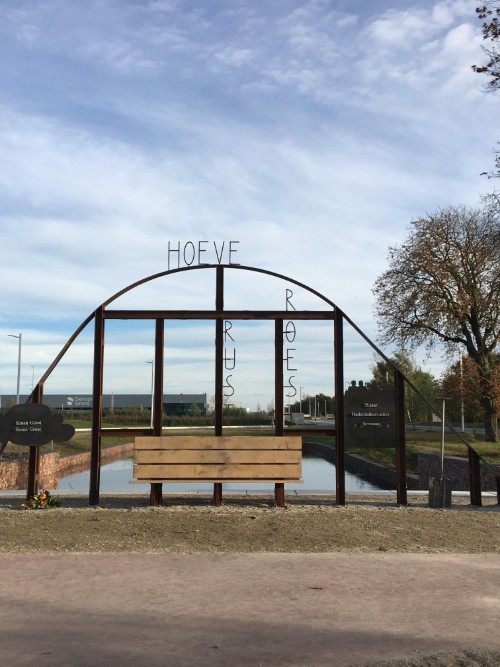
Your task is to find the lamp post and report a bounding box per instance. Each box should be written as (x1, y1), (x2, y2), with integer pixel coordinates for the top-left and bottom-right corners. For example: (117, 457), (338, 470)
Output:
(459, 352), (465, 432)
(299, 387), (304, 413)
(8, 333), (22, 458)
(8, 333), (22, 405)
(30, 365), (35, 391)
(146, 361), (154, 428)
(429, 396), (452, 508)
(438, 397), (451, 481)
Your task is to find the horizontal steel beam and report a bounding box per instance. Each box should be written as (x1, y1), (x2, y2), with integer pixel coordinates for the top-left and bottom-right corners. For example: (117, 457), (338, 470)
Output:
(98, 427), (336, 438)
(104, 309), (335, 320)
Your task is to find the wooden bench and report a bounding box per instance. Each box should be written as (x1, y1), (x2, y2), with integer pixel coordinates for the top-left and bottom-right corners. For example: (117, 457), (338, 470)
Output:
(131, 435), (302, 507)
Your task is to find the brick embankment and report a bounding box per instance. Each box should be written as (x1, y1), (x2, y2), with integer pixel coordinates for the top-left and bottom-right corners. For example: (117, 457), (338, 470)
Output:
(0, 442), (134, 490)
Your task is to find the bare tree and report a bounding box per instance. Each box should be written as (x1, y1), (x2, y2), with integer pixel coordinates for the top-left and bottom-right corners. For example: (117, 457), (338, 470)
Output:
(472, 2), (500, 91)
(473, 3), (500, 181)
(373, 204), (500, 441)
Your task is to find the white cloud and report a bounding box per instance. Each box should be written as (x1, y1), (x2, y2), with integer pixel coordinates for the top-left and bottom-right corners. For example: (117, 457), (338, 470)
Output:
(214, 46), (255, 68)
(76, 40), (159, 73)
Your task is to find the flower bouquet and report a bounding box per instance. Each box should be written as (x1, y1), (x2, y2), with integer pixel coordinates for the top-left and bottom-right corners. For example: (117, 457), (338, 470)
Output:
(21, 490), (61, 510)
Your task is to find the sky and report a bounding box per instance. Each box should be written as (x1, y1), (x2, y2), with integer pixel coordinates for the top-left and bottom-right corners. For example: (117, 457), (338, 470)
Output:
(0, 0), (498, 410)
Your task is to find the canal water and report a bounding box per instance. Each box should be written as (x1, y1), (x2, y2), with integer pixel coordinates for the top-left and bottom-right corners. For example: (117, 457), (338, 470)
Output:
(51, 454), (387, 494)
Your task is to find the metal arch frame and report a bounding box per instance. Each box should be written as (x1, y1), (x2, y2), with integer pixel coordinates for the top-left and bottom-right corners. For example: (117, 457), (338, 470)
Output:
(23, 262), (401, 505)
(19, 262), (498, 506)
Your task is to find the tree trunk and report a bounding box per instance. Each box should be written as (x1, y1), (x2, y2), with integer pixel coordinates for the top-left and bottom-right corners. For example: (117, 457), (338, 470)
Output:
(474, 354), (498, 443)
(482, 398), (498, 442)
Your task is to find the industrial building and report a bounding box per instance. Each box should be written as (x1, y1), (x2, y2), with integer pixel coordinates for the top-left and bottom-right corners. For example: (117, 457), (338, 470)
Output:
(0, 393), (208, 416)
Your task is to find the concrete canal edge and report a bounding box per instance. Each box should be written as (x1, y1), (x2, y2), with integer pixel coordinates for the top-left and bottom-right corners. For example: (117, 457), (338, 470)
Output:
(303, 441), (419, 491)
(304, 441), (500, 492)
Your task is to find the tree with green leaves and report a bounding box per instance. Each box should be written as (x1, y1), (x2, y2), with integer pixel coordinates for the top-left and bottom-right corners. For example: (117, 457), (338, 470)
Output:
(441, 354), (500, 427)
(371, 350), (438, 423)
(373, 204), (500, 441)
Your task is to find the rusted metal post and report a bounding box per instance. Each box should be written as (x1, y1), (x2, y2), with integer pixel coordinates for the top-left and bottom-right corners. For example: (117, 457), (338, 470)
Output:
(89, 306), (105, 506)
(274, 319), (284, 437)
(153, 319), (164, 435)
(395, 370), (407, 505)
(26, 382), (44, 500)
(26, 448), (40, 501)
(274, 319), (286, 506)
(213, 483), (223, 507)
(468, 448), (482, 507)
(214, 266), (224, 506)
(149, 483), (162, 506)
(275, 483), (285, 508)
(334, 308), (345, 506)
(148, 319), (165, 506)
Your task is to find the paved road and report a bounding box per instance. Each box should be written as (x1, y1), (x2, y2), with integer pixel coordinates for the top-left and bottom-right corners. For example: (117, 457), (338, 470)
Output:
(1, 553), (499, 666)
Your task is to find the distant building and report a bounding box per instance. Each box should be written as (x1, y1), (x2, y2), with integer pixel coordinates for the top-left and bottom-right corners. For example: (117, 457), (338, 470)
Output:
(0, 393), (208, 416)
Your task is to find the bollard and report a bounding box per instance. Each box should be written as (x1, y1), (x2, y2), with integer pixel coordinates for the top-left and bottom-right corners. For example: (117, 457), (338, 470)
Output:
(428, 477), (452, 508)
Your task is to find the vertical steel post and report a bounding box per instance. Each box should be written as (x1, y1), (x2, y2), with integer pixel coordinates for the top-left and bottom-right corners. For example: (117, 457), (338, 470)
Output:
(214, 267), (224, 505)
(26, 382), (44, 501)
(468, 448), (482, 507)
(334, 308), (345, 506)
(274, 318), (285, 506)
(395, 370), (408, 505)
(274, 319), (284, 437)
(150, 318), (165, 506)
(89, 306), (105, 506)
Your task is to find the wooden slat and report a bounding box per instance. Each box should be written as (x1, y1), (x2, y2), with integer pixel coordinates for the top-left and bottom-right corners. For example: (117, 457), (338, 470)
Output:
(133, 463), (301, 480)
(130, 478), (304, 484)
(134, 436), (301, 451)
(135, 449), (301, 465)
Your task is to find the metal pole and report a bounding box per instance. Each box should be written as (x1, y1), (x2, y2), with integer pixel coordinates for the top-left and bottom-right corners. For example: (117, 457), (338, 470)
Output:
(440, 398), (445, 480)
(460, 352), (465, 432)
(146, 361), (154, 429)
(334, 308), (345, 506)
(8, 333), (22, 404)
(8, 333), (22, 458)
(438, 397), (451, 480)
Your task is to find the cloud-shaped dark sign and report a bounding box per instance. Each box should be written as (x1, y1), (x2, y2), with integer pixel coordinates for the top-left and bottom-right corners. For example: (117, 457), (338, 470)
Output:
(0, 404), (75, 447)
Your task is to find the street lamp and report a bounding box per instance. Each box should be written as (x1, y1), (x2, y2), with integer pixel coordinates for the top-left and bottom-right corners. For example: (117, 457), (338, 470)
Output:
(8, 333), (22, 458)
(146, 361), (154, 428)
(8, 333), (22, 405)
(437, 397), (452, 481)
(299, 387), (305, 414)
(30, 365), (35, 391)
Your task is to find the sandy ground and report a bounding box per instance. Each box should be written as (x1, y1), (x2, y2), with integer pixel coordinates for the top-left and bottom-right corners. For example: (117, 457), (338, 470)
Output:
(0, 493), (499, 554)
(1, 493), (499, 666)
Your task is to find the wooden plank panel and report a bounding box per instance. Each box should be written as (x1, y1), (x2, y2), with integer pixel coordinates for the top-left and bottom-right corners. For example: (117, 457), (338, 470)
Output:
(130, 478), (304, 484)
(133, 463), (301, 480)
(134, 436), (302, 451)
(135, 450), (302, 465)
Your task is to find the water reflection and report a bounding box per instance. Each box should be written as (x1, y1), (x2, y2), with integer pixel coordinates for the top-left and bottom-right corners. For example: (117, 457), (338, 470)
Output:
(54, 455), (386, 494)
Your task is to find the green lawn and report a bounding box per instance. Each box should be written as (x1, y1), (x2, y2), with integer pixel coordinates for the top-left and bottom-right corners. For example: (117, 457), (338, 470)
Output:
(4, 423), (498, 472)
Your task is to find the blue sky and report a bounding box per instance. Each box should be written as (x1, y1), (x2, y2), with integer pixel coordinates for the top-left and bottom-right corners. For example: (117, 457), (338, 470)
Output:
(0, 0), (498, 408)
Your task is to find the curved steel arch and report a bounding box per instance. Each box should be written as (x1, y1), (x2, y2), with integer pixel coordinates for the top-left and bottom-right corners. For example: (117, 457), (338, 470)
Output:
(18, 262), (495, 508)
(31, 263), (337, 398)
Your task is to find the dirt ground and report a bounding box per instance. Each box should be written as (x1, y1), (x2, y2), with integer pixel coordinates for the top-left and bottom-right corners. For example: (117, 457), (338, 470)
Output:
(1, 493), (499, 555)
(1, 494), (499, 667)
